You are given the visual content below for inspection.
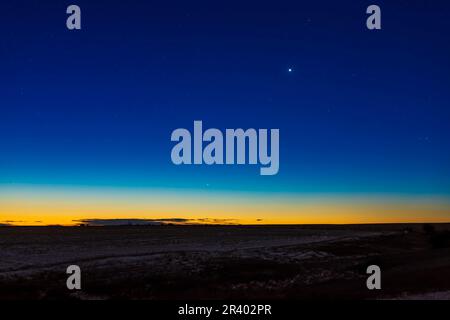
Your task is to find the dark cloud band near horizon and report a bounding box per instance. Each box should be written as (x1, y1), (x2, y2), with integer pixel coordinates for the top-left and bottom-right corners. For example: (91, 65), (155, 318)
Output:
(72, 218), (241, 226)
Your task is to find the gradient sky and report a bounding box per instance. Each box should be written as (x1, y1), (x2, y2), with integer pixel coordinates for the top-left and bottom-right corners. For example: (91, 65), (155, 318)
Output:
(1, 1), (450, 225)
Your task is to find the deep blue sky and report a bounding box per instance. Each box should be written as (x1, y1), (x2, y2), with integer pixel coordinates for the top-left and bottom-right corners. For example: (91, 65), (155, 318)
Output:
(1, 0), (450, 195)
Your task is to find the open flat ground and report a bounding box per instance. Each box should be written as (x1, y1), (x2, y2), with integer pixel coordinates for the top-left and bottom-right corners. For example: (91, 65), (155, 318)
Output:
(1, 224), (450, 300)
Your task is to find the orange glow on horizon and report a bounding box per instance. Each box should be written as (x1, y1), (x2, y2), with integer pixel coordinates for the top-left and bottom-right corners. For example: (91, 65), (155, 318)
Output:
(1, 185), (450, 226)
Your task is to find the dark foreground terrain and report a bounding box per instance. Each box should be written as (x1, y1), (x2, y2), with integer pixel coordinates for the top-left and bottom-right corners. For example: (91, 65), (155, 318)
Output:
(1, 224), (450, 300)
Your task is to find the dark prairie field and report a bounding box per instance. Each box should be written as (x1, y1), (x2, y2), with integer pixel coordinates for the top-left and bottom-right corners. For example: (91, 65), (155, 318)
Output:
(1, 224), (450, 300)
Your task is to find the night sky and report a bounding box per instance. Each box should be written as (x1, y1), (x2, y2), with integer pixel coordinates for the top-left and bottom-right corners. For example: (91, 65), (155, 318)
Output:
(1, 1), (450, 225)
